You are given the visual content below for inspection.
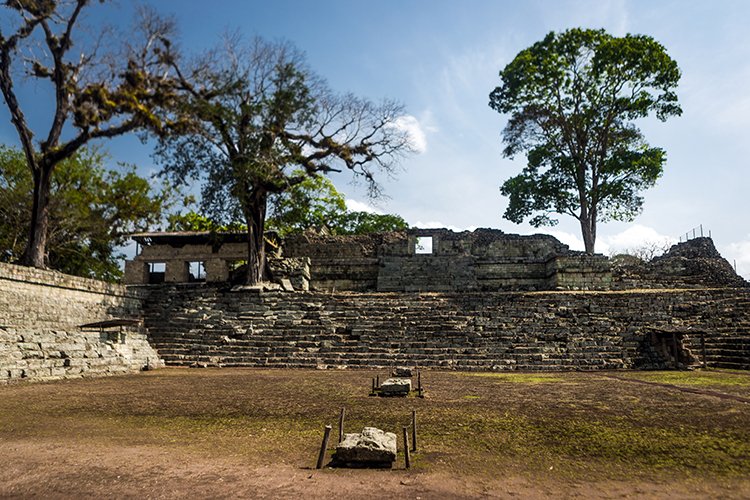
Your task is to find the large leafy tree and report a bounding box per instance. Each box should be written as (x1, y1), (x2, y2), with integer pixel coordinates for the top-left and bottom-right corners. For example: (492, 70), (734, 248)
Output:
(156, 36), (413, 284)
(489, 28), (681, 253)
(0, 145), (175, 281)
(0, 1), (186, 268)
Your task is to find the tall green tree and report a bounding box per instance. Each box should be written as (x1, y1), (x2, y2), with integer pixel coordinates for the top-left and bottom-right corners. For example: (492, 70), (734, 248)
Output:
(0, 1), (187, 269)
(0, 145), (175, 281)
(489, 28), (681, 253)
(156, 36), (413, 284)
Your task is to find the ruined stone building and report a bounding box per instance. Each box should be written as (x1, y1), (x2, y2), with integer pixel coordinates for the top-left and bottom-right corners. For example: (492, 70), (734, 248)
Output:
(2, 229), (749, 384)
(124, 228), (612, 291)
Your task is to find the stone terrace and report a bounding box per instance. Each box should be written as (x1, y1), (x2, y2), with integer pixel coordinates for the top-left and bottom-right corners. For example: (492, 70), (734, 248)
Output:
(142, 285), (750, 371)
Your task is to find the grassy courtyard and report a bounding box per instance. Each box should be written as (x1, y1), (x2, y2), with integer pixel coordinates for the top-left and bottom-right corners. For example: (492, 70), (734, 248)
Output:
(1, 368), (749, 498)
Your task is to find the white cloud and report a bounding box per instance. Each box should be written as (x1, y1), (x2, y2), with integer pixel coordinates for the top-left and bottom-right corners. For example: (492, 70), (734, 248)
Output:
(414, 220), (477, 232)
(538, 230), (586, 252)
(391, 114), (428, 154)
(345, 199), (382, 214)
(535, 224), (677, 257)
(721, 239), (750, 280)
(601, 224), (677, 256)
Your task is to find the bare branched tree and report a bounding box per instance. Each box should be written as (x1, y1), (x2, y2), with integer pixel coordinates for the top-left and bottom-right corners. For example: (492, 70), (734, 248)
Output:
(156, 36), (414, 284)
(0, 1), (187, 268)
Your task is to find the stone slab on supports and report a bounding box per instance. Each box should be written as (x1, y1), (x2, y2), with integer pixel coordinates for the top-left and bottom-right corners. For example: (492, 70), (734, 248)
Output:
(332, 427), (397, 468)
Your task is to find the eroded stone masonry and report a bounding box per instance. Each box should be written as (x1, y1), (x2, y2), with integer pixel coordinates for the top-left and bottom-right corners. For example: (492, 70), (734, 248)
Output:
(0, 263), (161, 384)
(125, 228), (612, 291)
(1, 230), (749, 383)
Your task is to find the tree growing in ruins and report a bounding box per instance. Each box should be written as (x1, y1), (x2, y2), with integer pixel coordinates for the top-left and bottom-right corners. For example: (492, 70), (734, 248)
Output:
(489, 28), (681, 253)
(0, 1), (186, 268)
(156, 36), (413, 285)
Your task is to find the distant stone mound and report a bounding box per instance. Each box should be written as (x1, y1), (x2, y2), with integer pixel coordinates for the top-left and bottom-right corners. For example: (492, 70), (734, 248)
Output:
(613, 237), (748, 289)
(655, 237), (724, 261)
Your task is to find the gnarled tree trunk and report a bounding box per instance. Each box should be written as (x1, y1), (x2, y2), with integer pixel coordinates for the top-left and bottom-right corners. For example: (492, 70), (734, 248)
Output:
(22, 166), (52, 268)
(244, 189), (268, 285)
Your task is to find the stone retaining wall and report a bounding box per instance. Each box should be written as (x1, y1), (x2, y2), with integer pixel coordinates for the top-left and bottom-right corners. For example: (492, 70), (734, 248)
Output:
(0, 262), (161, 384)
(143, 284), (750, 371)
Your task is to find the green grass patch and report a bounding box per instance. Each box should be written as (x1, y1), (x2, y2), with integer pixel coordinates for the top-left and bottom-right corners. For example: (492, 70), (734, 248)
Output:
(621, 371), (750, 387)
(460, 372), (566, 384)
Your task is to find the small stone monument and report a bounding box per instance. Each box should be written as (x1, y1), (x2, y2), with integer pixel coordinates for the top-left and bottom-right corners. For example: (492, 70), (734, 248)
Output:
(379, 377), (412, 397)
(392, 366), (413, 377)
(332, 427), (397, 468)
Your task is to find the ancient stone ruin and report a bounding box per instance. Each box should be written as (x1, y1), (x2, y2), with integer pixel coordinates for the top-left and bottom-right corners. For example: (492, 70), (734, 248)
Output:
(379, 378), (412, 396)
(125, 228), (612, 291)
(332, 427), (398, 468)
(1, 229), (749, 384)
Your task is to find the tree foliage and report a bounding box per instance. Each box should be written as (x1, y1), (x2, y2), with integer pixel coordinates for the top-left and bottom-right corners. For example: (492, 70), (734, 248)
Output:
(489, 28), (681, 253)
(266, 173), (346, 237)
(0, 145), (174, 281)
(265, 171), (409, 236)
(169, 172), (409, 237)
(332, 211), (408, 235)
(0, 1), (187, 268)
(156, 36), (413, 284)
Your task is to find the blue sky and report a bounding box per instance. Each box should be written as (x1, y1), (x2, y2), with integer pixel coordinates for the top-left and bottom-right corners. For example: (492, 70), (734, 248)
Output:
(2, 0), (750, 276)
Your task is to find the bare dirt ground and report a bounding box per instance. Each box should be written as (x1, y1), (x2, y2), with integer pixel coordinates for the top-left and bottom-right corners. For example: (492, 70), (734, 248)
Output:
(1, 368), (749, 499)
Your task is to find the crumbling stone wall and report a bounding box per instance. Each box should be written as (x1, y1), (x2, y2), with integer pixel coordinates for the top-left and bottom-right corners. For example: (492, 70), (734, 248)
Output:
(284, 229), (612, 292)
(283, 232), (399, 291)
(0, 262), (161, 383)
(142, 284), (750, 371)
(612, 238), (749, 290)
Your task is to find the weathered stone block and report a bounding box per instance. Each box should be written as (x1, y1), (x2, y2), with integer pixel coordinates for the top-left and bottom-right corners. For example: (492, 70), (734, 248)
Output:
(332, 427), (397, 467)
(380, 377), (411, 396)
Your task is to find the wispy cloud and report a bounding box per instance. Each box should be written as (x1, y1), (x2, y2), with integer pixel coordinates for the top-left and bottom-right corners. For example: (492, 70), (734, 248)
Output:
(391, 114), (429, 154)
(721, 238), (750, 280)
(414, 220), (477, 232)
(536, 224), (676, 256)
(345, 198), (382, 214)
(601, 224), (677, 255)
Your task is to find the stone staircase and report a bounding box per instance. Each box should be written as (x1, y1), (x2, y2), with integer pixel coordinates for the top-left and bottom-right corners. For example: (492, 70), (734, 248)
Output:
(700, 295), (750, 370)
(142, 286), (750, 371)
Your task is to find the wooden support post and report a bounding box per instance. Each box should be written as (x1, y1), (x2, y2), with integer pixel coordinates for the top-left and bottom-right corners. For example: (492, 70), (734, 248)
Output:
(371, 377), (376, 396)
(411, 410), (417, 452)
(376, 375), (380, 389)
(338, 408), (345, 443)
(701, 332), (707, 368)
(417, 371), (423, 397)
(316, 425), (332, 469)
(402, 426), (411, 469)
